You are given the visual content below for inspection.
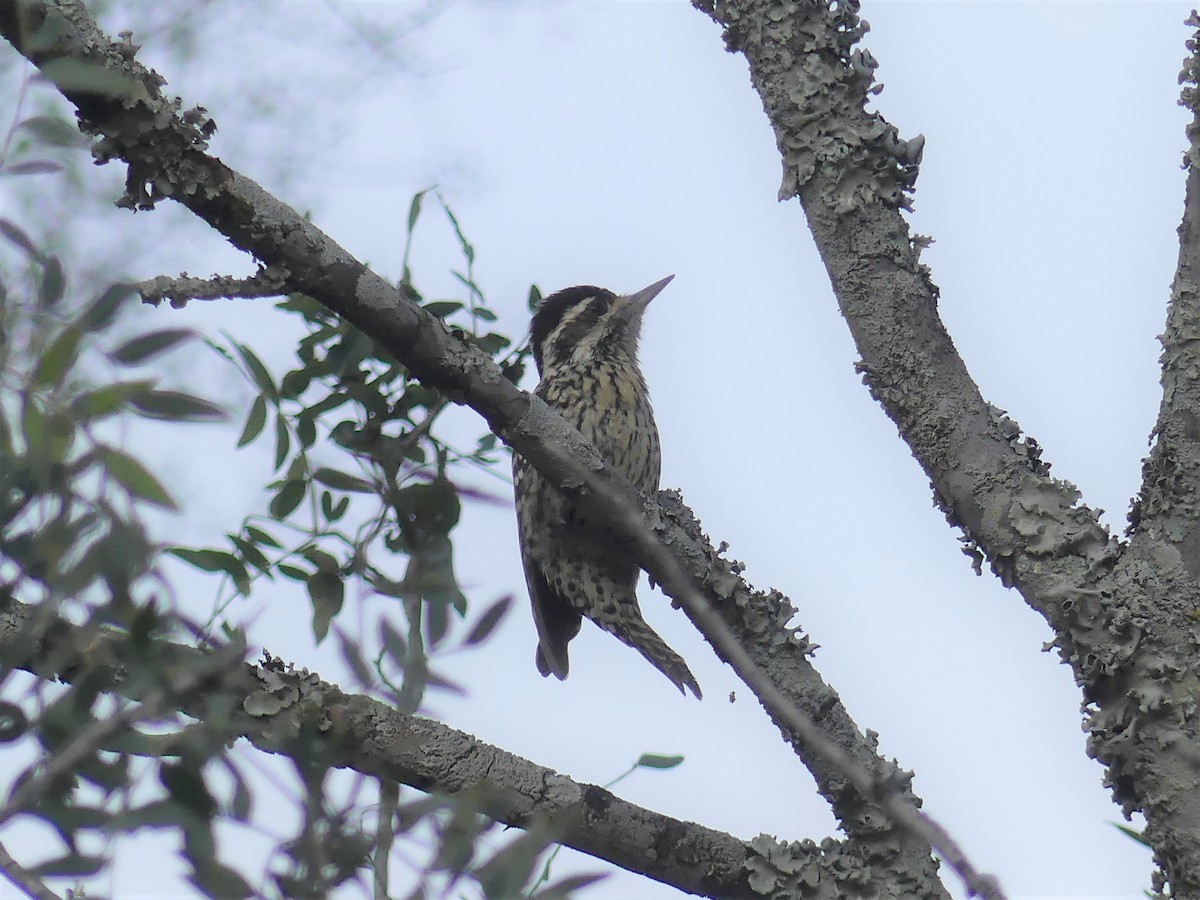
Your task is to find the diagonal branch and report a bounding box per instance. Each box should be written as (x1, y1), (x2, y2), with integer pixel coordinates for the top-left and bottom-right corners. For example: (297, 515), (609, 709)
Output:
(692, 0), (1121, 682)
(1, 593), (901, 900)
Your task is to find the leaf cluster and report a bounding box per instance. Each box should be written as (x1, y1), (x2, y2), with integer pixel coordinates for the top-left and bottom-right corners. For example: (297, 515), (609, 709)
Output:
(171, 193), (533, 717)
(0, 215), (258, 894)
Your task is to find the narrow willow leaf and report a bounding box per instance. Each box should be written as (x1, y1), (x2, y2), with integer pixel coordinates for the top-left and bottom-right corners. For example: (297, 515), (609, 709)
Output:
(38, 255), (65, 306)
(71, 380), (156, 420)
(272, 412), (290, 470)
(17, 114), (87, 147)
(463, 595), (512, 646)
(0, 218), (41, 258)
(635, 753), (684, 770)
(130, 389), (226, 422)
(111, 328), (195, 364)
(30, 854), (106, 878)
(238, 395), (267, 447)
(81, 282), (135, 331)
(268, 479), (305, 519)
(308, 571), (345, 642)
(313, 467), (373, 493)
(231, 341), (278, 400)
(97, 446), (177, 509)
(33, 325), (82, 385)
(6, 159), (65, 176)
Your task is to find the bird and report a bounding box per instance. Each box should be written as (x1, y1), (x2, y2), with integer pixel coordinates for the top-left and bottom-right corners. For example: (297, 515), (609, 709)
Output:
(512, 275), (701, 699)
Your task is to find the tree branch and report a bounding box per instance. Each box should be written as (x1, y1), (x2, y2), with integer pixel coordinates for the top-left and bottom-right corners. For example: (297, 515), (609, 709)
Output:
(0, 838), (62, 900)
(134, 267), (289, 306)
(693, 0), (1200, 893)
(0, 593), (917, 900)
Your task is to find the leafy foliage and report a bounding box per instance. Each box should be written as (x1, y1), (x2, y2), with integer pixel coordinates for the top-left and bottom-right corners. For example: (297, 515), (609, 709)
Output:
(0, 213), (248, 889)
(0, 60), (593, 898)
(172, 192), (532, 716)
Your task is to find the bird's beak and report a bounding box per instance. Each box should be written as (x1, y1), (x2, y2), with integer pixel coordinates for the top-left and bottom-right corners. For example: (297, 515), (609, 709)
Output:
(619, 274), (674, 319)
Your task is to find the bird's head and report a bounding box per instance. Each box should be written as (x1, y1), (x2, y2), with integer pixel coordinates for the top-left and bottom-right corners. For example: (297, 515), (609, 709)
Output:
(529, 275), (673, 377)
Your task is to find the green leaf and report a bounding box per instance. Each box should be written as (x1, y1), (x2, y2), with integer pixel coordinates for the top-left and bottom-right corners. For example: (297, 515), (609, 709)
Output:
(106, 799), (185, 830)
(97, 446), (177, 509)
(308, 571), (345, 642)
(635, 753), (684, 770)
(296, 414), (316, 448)
(228, 768), (251, 821)
(335, 627), (374, 687)
(313, 467), (373, 493)
(320, 491), (349, 522)
(30, 854), (105, 878)
(476, 332), (511, 355)
(130, 389), (226, 422)
(17, 114), (88, 147)
(1112, 822), (1152, 848)
(37, 255), (65, 306)
(238, 395), (267, 447)
(81, 282), (135, 331)
(5, 159), (64, 176)
(111, 328), (195, 364)
(268, 479), (305, 519)
(379, 620), (407, 667)
(280, 368), (311, 400)
(0, 218), (42, 258)
(527, 284), (542, 311)
(169, 548), (250, 593)
(33, 325), (82, 386)
(245, 525), (282, 548)
(188, 862), (254, 900)
(472, 306), (497, 322)
(406, 189), (427, 234)
(70, 380), (156, 420)
(300, 545), (339, 572)
(424, 300), (464, 318)
(463, 595), (512, 646)
(272, 412), (290, 470)
(160, 761), (216, 817)
(20, 394), (45, 458)
(276, 563), (309, 581)
(229, 535), (271, 574)
(231, 341), (278, 400)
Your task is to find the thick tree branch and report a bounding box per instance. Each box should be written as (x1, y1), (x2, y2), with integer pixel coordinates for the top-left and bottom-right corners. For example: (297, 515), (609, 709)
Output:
(692, 0), (1200, 893)
(1106, 13), (1200, 896)
(0, 593), (918, 900)
(0, 2), (977, 896)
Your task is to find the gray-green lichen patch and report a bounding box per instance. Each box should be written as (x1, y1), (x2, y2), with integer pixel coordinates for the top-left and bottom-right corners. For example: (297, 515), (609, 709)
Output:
(745, 834), (822, 896)
(1179, 12), (1200, 168)
(243, 652), (334, 743)
(705, 0), (923, 213)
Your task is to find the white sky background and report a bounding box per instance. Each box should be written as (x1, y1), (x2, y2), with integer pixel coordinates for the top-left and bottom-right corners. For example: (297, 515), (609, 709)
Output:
(3, 1), (1192, 898)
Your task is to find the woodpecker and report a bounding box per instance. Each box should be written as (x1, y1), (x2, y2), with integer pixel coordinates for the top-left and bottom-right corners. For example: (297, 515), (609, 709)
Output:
(512, 276), (701, 698)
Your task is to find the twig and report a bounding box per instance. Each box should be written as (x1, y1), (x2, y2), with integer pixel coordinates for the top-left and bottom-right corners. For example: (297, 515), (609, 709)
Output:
(373, 779), (398, 900)
(135, 267), (289, 308)
(0, 838), (62, 900)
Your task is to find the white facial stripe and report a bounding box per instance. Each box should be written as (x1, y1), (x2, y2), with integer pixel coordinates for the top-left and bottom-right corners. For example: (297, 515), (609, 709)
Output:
(542, 301), (593, 363)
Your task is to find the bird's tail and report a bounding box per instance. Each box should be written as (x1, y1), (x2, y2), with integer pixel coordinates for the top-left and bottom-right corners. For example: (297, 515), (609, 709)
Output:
(602, 617), (702, 699)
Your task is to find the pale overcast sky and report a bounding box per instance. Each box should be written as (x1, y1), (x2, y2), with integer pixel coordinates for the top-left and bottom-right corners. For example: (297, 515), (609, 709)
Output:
(5, 2), (1192, 898)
